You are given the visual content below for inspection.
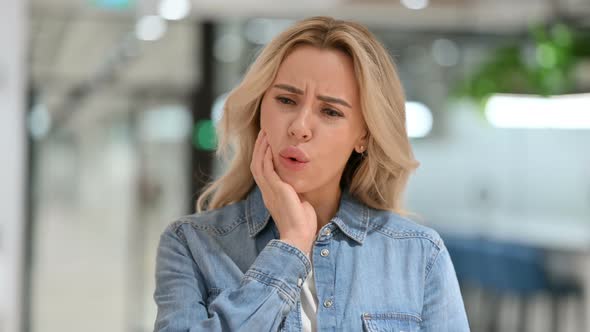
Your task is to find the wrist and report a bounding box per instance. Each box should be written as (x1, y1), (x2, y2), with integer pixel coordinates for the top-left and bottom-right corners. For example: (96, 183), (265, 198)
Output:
(279, 237), (311, 256)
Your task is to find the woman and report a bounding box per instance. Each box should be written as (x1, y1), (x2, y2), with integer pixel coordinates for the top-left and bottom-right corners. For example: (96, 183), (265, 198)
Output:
(154, 16), (469, 332)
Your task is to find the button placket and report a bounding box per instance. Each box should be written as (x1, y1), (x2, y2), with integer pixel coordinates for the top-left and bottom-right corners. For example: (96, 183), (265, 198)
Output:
(317, 224), (334, 241)
(314, 222), (336, 329)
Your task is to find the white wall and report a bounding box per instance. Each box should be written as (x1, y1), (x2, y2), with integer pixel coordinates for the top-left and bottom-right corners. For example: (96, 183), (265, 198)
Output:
(405, 102), (590, 248)
(0, 0), (27, 331)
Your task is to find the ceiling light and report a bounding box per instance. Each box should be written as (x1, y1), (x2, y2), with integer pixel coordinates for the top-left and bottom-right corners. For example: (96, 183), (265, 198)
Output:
(406, 101), (433, 138)
(135, 15), (167, 41)
(158, 0), (191, 21)
(485, 93), (590, 129)
(401, 0), (429, 10)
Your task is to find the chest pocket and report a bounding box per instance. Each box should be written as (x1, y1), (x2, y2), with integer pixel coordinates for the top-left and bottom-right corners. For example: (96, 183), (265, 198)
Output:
(361, 312), (421, 332)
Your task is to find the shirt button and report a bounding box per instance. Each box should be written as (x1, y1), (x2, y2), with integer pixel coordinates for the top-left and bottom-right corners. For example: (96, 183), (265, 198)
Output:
(320, 249), (330, 257)
(297, 278), (303, 287)
(323, 299), (333, 308)
(323, 228), (331, 236)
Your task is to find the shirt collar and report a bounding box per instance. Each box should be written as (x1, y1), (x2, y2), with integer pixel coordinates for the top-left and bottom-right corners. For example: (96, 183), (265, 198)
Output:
(245, 184), (370, 244)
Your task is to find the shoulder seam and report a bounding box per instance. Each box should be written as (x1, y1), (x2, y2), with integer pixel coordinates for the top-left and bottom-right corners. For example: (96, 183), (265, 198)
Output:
(170, 213), (248, 237)
(188, 216), (247, 236)
(370, 223), (443, 249)
(424, 244), (446, 280)
(168, 219), (192, 245)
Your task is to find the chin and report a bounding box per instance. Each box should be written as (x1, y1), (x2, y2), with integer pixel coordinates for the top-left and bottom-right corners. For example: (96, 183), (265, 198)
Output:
(277, 171), (310, 193)
(280, 175), (306, 191)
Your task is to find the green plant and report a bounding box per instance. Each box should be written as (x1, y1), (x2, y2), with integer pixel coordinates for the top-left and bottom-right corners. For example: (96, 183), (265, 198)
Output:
(453, 23), (590, 109)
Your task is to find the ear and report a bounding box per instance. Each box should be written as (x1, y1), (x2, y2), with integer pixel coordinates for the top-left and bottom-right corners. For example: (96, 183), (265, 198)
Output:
(354, 130), (369, 153)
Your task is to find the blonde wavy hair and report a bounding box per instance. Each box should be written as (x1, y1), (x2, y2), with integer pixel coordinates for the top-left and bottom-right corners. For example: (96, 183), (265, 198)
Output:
(196, 16), (419, 215)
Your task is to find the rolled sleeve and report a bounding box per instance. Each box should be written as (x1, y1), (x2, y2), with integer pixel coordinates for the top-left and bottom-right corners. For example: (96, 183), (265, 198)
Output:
(154, 226), (311, 332)
(245, 239), (312, 304)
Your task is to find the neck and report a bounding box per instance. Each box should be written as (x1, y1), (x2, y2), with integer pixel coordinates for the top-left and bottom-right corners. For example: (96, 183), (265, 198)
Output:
(299, 184), (342, 234)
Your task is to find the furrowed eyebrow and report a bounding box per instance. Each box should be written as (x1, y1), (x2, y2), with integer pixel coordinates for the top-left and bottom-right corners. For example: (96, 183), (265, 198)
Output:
(317, 95), (351, 108)
(273, 84), (304, 95)
(273, 83), (352, 108)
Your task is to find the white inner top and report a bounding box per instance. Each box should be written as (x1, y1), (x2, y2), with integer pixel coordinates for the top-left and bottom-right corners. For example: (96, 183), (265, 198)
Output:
(300, 253), (318, 332)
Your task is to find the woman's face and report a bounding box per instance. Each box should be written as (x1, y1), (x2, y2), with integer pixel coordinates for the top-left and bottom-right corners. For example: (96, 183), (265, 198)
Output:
(260, 45), (367, 194)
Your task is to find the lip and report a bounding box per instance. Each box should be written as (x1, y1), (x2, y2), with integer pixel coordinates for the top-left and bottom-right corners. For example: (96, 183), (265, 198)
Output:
(279, 146), (310, 163)
(279, 155), (309, 171)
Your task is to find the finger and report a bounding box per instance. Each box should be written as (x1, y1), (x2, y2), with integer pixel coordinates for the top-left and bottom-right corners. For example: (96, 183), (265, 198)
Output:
(263, 143), (300, 205)
(253, 131), (272, 195)
(250, 130), (264, 178)
(258, 134), (275, 191)
(262, 142), (283, 187)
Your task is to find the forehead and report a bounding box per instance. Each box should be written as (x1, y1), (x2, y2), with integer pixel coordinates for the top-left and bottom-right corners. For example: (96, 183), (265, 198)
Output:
(273, 45), (359, 100)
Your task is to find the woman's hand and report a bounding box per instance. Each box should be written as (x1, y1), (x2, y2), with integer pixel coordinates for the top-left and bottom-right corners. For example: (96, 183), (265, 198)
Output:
(250, 130), (317, 254)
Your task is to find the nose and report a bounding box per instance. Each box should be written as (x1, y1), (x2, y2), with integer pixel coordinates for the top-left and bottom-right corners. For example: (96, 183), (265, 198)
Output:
(289, 109), (311, 141)
(288, 107), (313, 141)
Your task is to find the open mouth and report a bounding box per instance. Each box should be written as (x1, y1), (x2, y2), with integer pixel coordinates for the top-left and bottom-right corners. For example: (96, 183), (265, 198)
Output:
(278, 145), (310, 170)
(279, 155), (308, 171)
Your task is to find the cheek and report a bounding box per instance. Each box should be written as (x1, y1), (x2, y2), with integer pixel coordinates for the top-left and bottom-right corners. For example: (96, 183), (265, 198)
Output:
(318, 132), (355, 168)
(259, 97), (271, 129)
(260, 97), (280, 129)
(259, 98), (283, 154)
(260, 99), (289, 137)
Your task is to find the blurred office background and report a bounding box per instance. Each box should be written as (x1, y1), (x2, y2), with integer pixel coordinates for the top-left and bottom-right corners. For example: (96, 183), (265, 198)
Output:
(2, 0), (590, 331)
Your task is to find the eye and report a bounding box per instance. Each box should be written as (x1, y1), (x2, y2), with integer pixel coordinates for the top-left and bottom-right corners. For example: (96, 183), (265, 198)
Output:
(275, 96), (295, 105)
(323, 108), (343, 118)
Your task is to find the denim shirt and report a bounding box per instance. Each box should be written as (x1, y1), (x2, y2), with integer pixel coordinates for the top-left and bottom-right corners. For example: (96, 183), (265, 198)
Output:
(153, 185), (470, 331)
